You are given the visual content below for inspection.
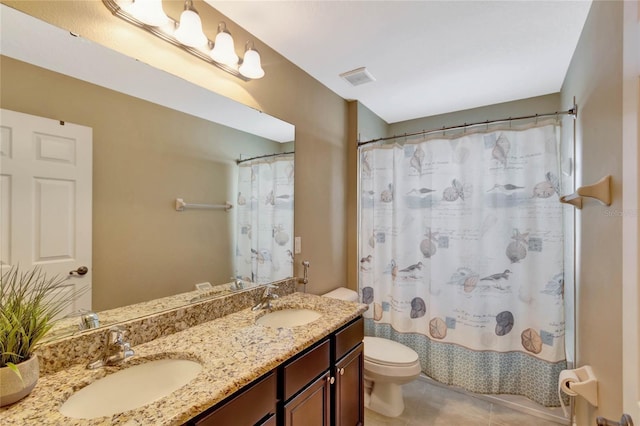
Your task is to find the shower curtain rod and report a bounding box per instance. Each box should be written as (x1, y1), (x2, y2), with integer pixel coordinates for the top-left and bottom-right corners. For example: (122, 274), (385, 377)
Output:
(357, 104), (578, 147)
(236, 151), (294, 164)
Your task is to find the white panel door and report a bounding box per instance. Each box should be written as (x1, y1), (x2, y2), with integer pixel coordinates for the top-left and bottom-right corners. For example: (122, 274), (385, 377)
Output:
(0, 109), (92, 315)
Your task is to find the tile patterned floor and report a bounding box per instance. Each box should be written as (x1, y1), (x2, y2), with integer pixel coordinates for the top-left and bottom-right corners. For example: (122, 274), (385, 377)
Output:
(364, 379), (566, 426)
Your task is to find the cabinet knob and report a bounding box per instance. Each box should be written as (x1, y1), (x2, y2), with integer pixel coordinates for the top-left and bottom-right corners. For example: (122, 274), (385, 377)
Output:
(327, 376), (335, 385)
(339, 368), (344, 376)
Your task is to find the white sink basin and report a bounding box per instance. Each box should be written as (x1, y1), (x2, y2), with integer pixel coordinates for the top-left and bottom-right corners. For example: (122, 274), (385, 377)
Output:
(256, 308), (322, 328)
(59, 359), (202, 419)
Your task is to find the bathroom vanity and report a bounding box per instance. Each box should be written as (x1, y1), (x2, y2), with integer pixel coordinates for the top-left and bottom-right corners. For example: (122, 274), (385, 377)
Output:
(188, 316), (364, 426)
(0, 290), (367, 425)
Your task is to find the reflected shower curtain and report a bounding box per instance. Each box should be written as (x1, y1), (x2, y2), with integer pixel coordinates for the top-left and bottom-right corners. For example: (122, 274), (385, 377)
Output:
(235, 154), (294, 284)
(359, 122), (566, 407)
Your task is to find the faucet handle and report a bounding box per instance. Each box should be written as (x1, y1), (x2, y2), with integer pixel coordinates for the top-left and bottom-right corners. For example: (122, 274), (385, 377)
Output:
(262, 283), (278, 296)
(122, 342), (135, 359)
(107, 326), (125, 344)
(79, 311), (100, 330)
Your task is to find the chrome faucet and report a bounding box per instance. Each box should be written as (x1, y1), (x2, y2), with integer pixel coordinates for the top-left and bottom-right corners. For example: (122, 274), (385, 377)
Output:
(252, 284), (279, 311)
(87, 326), (135, 369)
(78, 310), (100, 330)
(231, 277), (245, 291)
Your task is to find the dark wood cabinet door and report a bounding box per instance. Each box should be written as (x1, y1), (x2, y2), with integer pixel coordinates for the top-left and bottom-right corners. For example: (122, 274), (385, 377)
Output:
(260, 413), (276, 426)
(191, 372), (277, 426)
(283, 371), (331, 426)
(334, 343), (364, 426)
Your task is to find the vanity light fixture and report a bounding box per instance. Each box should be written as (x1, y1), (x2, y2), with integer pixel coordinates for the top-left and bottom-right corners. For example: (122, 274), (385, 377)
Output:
(238, 41), (265, 79)
(173, 0), (208, 48)
(125, 0), (169, 27)
(210, 22), (239, 67)
(102, 0), (264, 81)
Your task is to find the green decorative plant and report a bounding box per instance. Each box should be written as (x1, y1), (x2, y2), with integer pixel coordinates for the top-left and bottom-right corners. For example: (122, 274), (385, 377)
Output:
(0, 266), (84, 376)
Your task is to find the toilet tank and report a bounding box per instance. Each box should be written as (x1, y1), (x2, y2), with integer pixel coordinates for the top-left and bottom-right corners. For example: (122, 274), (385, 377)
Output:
(322, 287), (359, 302)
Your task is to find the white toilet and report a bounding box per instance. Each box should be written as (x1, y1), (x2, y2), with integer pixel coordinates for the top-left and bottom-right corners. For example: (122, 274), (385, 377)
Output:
(322, 288), (422, 417)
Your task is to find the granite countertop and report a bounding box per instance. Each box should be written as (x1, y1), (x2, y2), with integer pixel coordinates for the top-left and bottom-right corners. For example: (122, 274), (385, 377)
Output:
(2, 292), (367, 425)
(42, 281), (261, 343)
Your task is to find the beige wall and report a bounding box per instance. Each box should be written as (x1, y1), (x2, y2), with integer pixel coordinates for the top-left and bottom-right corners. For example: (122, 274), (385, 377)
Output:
(2, 0), (349, 298)
(1, 56), (288, 310)
(357, 102), (389, 142)
(388, 93), (561, 136)
(346, 102), (390, 290)
(561, 0), (624, 423)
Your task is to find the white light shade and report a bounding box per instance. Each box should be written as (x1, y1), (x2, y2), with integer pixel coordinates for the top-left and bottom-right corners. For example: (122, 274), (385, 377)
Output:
(174, 9), (208, 48)
(210, 31), (239, 67)
(126, 0), (169, 26)
(239, 49), (264, 79)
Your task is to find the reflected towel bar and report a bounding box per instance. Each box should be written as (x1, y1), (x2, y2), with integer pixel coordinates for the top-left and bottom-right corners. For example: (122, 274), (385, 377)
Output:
(175, 198), (233, 212)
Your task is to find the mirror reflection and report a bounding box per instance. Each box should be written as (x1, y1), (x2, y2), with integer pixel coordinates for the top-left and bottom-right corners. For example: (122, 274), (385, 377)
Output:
(235, 153), (295, 284)
(0, 4), (295, 341)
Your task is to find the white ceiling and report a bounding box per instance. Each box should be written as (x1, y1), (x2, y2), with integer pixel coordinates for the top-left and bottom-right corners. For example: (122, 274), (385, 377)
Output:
(209, 0), (593, 124)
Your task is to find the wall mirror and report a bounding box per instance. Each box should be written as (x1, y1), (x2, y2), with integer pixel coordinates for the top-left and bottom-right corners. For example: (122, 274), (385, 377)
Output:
(0, 4), (295, 341)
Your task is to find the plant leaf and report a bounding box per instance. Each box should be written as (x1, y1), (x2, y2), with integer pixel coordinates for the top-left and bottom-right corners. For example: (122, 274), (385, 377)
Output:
(6, 362), (24, 385)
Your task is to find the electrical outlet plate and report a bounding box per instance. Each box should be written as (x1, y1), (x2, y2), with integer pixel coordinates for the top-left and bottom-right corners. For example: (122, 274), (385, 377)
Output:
(195, 282), (213, 291)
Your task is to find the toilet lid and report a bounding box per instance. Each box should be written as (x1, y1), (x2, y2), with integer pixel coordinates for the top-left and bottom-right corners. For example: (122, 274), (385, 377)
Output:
(363, 336), (419, 366)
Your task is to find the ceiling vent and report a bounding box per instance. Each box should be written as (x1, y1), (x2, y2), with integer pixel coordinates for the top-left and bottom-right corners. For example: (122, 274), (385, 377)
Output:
(339, 67), (376, 86)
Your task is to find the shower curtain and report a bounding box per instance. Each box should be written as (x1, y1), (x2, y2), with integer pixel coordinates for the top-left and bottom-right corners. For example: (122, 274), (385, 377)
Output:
(235, 154), (294, 284)
(359, 121), (566, 407)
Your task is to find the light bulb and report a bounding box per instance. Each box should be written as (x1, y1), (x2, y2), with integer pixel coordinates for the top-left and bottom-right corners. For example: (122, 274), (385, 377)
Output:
(174, 1), (208, 48)
(239, 47), (264, 79)
(210, 25), (239, 67)
(126, 0), (169, 26)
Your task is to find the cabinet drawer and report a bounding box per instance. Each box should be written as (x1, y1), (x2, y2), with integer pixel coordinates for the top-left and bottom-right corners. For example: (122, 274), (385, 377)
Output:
(283, 339), (330, 401)
(194, 372), (277, 426)
(334, 317), (364, 361)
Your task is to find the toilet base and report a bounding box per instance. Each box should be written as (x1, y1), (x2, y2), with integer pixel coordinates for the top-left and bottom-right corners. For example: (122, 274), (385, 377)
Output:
(364, 379), (405, 417)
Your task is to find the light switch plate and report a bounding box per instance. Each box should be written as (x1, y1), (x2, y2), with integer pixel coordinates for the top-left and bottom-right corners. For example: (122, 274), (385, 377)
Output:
(294, 237), (301, 254)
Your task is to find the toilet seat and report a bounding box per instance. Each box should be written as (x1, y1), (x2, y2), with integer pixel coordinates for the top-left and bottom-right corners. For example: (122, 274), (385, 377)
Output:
(363, 336), (419, 367)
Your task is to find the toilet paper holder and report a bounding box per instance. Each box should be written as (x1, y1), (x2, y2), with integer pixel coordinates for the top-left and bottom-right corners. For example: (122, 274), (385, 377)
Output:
(560, 365), (598, 407)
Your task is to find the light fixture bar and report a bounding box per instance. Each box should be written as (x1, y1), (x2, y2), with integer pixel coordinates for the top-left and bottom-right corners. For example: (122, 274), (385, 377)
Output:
(102, 0), (253, 81)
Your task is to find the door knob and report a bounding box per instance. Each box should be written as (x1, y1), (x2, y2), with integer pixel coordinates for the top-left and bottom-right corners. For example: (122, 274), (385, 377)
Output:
(339, 368), (344, 376)
(69, 266), (88, 276)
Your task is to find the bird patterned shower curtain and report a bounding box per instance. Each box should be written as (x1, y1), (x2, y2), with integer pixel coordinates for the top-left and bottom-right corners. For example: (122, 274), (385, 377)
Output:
(235, 154), (294, 284)
(358, 121), (566, 407)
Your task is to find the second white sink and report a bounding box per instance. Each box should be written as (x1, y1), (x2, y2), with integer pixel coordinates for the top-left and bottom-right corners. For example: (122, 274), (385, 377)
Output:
(256, 309), (321, 328)
(59, 358), (202, 419)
